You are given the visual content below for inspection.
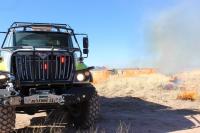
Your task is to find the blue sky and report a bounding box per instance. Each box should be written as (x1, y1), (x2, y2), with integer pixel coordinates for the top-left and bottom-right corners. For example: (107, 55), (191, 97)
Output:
(0, 0), (182, 68)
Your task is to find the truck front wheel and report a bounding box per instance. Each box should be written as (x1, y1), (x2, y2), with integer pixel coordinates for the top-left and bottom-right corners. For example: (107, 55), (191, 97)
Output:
(0, 106), (16, 133)
(68, 91), (100, 129)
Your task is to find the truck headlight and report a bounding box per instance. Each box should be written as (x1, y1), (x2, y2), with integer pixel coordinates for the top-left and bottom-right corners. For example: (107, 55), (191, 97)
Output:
(0, 75), (6, 80)
(0, 73), (15, 83)
(77, 73), (85, 82)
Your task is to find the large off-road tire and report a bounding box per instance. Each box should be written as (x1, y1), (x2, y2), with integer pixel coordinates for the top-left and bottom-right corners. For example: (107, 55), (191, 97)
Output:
(0, 106), (16, 133)
(68, 91), (100, 129)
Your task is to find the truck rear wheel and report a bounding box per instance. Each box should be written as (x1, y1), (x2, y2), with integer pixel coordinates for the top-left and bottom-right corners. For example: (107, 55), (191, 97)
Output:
(68, 91), (100, 129)
(0, 106), (15, 133)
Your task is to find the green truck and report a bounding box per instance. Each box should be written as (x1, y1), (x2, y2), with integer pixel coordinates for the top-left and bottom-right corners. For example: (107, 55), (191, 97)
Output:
(0, 22), (99, 132)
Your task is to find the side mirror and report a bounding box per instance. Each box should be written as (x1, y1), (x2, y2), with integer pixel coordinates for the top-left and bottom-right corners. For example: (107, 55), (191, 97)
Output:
(83, 49), (89, 54)
(83, 37), (89, 49)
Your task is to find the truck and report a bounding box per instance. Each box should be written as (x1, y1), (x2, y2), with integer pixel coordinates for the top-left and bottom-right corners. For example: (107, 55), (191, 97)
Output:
(0, 22), (99, 132)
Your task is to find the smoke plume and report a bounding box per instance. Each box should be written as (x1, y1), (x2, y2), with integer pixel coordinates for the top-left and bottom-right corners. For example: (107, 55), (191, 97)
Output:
(149, 1), (200, 74)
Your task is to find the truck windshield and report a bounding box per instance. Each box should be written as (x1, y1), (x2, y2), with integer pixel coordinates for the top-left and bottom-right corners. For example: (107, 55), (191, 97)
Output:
(12, 31), (72, 48)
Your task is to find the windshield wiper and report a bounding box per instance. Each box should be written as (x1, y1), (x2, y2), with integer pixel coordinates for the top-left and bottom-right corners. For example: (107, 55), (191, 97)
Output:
(2, 45), (33, 49)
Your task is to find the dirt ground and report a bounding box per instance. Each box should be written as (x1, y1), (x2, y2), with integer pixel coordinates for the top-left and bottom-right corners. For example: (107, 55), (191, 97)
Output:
(14, 71), (200, 133)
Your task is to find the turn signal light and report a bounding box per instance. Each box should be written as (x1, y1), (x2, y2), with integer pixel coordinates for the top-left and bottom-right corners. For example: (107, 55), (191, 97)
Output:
(44, 63), (48, 70)
(61, 56), (65, 64)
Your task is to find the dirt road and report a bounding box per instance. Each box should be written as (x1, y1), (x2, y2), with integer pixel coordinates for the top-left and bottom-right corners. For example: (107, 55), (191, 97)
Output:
(15, 97), (200, 133)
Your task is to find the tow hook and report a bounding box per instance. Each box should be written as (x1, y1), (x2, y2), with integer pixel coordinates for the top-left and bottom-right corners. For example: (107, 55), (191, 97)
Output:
(58, 96), (65, 105)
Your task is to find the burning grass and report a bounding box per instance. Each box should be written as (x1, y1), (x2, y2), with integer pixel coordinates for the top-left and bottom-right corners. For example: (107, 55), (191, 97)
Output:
(177, 90), (199, 101)
(91, 70), (111, 84)
(91, 68), (156, 84)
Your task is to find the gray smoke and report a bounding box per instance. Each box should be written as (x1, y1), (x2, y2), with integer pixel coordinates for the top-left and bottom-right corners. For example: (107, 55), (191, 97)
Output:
(149, 1), (200, 74)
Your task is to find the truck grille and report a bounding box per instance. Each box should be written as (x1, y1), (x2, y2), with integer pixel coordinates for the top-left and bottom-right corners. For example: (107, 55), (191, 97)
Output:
(12, 51), (74, 83)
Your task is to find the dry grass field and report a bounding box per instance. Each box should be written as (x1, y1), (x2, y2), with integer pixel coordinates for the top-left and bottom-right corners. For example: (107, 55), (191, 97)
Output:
(14, 69), (200, 133)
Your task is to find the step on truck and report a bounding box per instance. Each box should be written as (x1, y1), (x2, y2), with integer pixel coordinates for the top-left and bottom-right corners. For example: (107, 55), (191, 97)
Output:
(0, 22), (99, 132)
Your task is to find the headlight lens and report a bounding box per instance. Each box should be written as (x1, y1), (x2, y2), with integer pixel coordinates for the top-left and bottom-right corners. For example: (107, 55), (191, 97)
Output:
(77, 73), (85, 81)
(0, 75), (7, 80)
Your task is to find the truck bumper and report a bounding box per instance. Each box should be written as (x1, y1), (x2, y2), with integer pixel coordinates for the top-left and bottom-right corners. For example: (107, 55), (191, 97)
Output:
(0, 85), (96, 107)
